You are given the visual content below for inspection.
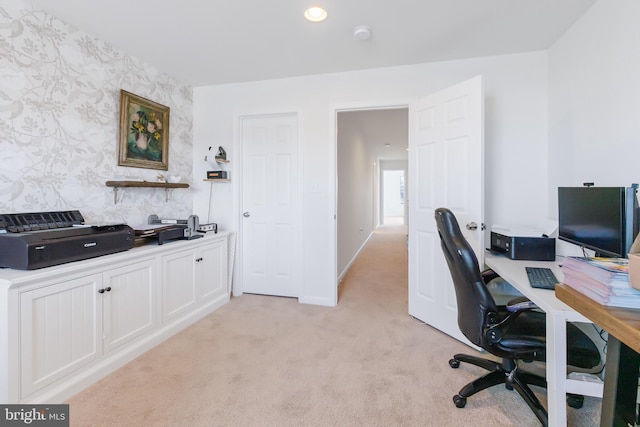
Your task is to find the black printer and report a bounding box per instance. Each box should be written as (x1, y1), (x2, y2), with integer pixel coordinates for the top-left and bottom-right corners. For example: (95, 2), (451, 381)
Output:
(0, 210), (134, 270)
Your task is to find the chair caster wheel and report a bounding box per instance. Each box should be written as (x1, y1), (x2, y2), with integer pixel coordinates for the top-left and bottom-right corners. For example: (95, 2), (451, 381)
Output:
(449, 358), (460, 368)
(505, 382), (513, 391)
(567, 394), (584, 409)
(453, 394), (467, 408)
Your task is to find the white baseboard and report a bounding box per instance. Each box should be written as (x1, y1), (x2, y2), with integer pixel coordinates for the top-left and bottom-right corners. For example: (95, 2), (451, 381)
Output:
(337, 232), (373, 284)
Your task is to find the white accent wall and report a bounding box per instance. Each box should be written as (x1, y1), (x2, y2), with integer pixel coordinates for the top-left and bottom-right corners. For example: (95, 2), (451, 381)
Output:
(194, 52), (549, 306)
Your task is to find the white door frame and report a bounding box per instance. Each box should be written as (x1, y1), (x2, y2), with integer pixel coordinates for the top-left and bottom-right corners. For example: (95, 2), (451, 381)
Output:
(234, 111), (303, 298)
(331, 101), (411, 299)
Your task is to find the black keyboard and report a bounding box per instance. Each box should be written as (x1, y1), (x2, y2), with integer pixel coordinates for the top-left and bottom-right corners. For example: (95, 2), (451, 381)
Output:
(525, 267), (559, 290)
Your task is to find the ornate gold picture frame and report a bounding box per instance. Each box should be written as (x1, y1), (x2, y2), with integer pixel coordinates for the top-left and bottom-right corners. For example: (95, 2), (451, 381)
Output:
(118, 90), (170, 170)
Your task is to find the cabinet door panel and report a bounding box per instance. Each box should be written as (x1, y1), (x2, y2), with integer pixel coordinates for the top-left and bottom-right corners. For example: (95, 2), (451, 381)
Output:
(20, 274), (103, 398)
(103, 259), (156, 353)
(198, 241), (228, 300)
(162, 250), (197, 321)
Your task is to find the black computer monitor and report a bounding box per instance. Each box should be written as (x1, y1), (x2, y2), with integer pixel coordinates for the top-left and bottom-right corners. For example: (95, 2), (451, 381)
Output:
(558, 186), (639, 258)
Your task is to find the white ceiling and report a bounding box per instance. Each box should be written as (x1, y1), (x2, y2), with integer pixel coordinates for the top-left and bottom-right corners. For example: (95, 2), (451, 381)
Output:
(339, 108), (409, 160)
(27, 0), (596, 87)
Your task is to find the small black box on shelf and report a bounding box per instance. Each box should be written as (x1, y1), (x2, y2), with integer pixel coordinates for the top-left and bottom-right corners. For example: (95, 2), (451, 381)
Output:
(207, 171), (228, 179)
(490, 231), (556, 261)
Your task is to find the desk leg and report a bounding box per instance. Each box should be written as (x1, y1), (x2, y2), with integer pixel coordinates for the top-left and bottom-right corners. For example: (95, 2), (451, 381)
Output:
(600, 335), (639, 427)
(547, 310), (568, 427)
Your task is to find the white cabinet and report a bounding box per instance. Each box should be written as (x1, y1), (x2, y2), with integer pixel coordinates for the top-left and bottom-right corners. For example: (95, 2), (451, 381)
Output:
(20, 274), (103, 398)
(19, 259), (156, 399)
(162, 237), (227, 322)
(102, 260), (156, 353)
(198, 239), (227, 300)
(0, 232), (229, 404)
(162, 249), (197, 320)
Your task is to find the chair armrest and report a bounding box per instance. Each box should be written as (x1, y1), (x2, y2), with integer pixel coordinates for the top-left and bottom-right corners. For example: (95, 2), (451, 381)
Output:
(506, 296), (539, 312)
(481, 268), (500, 285)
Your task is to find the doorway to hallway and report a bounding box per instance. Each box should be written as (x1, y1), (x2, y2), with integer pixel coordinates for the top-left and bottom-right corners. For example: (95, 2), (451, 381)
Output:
(336, 107), (408, 283)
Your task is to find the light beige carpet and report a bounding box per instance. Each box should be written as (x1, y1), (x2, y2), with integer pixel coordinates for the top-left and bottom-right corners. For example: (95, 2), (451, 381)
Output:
(67, 224), (600, 426)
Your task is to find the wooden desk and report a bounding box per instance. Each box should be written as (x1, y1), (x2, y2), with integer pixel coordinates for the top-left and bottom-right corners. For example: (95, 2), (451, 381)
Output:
(485, 253), (604, 427)
(556, 283), (640, 427)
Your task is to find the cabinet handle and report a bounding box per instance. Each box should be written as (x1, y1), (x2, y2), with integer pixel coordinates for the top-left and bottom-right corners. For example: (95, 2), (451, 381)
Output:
(105, 287), (112, 292)
(196, 257), (203, 262)
(98, 288), (105, 294)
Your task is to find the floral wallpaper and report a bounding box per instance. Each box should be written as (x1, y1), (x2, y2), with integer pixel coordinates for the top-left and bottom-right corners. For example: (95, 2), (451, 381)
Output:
(0, 0), (193, 227)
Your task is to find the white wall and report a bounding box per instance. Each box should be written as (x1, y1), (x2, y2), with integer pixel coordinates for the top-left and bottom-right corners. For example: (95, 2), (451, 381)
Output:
(336, 112), (375, 278)
(0, 0), (194, 226)
(548, 0), (640, 220)
(194, 51), (549, 306)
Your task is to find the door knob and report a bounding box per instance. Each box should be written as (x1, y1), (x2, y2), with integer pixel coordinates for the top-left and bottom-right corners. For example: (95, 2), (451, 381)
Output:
(466, 222), (478, 231)
(243, 212), (250, 218)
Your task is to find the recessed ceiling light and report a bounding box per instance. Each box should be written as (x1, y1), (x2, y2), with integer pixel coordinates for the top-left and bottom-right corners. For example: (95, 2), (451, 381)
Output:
(304, 7), (327, 22)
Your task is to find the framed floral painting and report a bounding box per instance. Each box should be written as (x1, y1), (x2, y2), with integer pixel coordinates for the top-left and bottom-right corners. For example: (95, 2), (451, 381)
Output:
(118, 90), (170, 170)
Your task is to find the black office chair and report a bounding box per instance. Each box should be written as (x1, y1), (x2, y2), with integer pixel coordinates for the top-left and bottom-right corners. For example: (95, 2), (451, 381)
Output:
(434, 208), (602, 426)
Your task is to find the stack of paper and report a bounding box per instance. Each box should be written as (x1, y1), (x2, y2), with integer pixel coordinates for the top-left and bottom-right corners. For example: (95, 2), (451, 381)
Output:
(561, 257), (640, 308)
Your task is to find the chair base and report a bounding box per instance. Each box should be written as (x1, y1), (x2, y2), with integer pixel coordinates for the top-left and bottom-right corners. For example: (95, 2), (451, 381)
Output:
(450, 353), (549, 426)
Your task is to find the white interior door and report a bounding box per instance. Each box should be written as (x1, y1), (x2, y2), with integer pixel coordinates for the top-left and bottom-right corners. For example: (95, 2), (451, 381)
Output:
(240, 114), (300, 297)
(408, 76), (484, 345)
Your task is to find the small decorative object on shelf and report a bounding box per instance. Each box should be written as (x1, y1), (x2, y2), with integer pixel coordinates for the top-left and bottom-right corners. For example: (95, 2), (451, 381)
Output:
(203, 146), (230, 182)
(204, 146), (229, 163)
(215, 146), (227, 161)
(207, 171), (228, 180)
